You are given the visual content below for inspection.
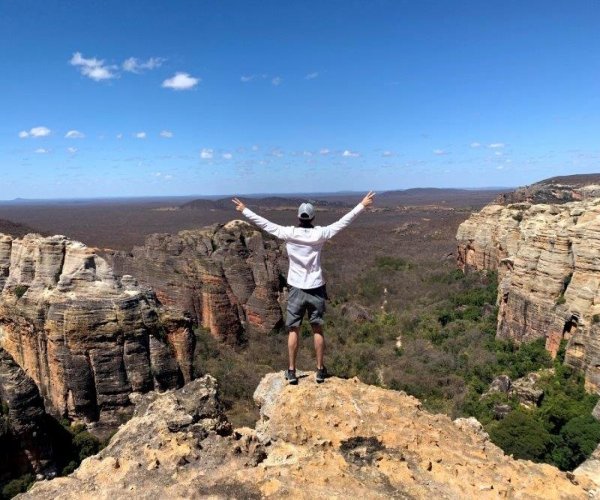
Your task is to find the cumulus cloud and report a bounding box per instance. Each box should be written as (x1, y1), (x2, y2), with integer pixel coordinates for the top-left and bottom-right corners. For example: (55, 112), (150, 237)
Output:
(319, 148), (330, 156)
(65, 130), (85, 139)
(34, 148), (49, 154)
(69, 52), (117, 81)
(200, 148), (213, 159)
(270, 148), (284, 158)
(162, 72), (200, 90)
(160, 130), (174, 138)
(342, 150), (360, 158)
(305, 72), (319, 80)
(433, 149), (447, 155)
(67, 147), (78, 154)
(122, 57), (165, 73)
(19, 126), (51, 138)
(470, 142), (481, 148)
(271, 76), (283, 86)
(382, 150), (393, 157)
(222, 152), (233, 160)
(488, 143), (505, 149)
(135, 132), (146, 139)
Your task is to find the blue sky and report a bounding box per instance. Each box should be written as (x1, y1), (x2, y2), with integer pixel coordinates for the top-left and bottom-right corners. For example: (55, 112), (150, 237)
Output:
(1, 0), (600, 199)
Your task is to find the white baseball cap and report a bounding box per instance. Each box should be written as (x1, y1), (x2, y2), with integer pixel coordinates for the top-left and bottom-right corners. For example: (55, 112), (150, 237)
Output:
(297, 202), (315, 220)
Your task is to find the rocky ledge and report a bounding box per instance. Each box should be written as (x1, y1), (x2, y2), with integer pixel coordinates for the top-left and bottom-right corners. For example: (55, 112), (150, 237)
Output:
(21, 374), (597, 499)
(456, 197), (600, 391)
(0, 233), (194, 427)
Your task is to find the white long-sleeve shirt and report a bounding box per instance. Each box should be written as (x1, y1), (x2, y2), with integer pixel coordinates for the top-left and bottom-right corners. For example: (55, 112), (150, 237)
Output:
(242, 203), (365, 289)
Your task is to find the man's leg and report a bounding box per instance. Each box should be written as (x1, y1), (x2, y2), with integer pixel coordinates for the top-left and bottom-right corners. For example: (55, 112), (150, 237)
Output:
(312, 324), (325, 369)
(288, 327), (299, 370)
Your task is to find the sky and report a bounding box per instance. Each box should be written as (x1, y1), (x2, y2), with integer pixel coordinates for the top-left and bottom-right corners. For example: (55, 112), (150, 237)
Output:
(1, 0), (600, 199)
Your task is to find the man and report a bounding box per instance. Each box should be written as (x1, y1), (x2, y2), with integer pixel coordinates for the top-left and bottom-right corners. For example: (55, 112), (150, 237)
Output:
(232, 191), (375, 384)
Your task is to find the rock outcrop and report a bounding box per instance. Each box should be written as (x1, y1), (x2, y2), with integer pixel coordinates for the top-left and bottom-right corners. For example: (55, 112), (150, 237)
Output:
(22, 373), (597, 499)
(0, 347), (57, 481)
(106, 221), (285, 341)
(456, 195), (600, 391)
(0, 233), (194, 427)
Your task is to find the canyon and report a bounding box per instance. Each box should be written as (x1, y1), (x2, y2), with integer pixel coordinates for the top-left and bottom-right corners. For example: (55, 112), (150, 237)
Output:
(456, 176), (600, 391)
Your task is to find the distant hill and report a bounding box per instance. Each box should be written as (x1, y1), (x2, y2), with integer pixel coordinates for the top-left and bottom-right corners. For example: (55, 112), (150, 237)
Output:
(180, 196), (351, 211)
(495, 173), (600, 205)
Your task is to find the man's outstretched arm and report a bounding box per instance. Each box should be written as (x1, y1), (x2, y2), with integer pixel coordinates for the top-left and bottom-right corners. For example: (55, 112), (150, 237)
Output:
(232, 197), (290, 240)
(322, 191), (375, 239)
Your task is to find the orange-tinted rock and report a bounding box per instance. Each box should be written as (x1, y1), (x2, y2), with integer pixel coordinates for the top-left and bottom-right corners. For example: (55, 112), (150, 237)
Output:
(106, 221), (286, 341)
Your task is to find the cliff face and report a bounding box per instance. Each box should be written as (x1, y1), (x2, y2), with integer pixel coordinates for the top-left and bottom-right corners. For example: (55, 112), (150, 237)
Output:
(22, 373), (596, 499)
(456, 198), (600, 391)
(0, 233), (194, 427)
(106, 221), (285, 341)
(0, 347), (57, 480)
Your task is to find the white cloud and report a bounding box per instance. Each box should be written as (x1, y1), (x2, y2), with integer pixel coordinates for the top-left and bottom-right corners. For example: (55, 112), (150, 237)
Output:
(342, 150), (360, 157)
(122, 57), (165, 73)
(69, 52), (117, 81)
(303, 151), (313, 157)
(116, 133), (123, 139)
(200, 148), (214, 159)
(19, 126), (51, 138)
(160, 130), (174, 138)
(382, 150), (393, 157)
(135, 132), (146, 139)
(35, 148), (49, 154)
(162, 72), (200, 90)
(241, 75), (256, 82)
(271, 76), (283, 86)
(470, 142), (481, 148)
(319, 148), (330, 155)
(270, 148), (284, 158)
(67, 147), (78, 154)
(65, 130), (85, 139)
(222, 152), (233, 160)
(488, 143), (505, 149)
(433, 149), (447, 155)
(305, 72), (319, 80)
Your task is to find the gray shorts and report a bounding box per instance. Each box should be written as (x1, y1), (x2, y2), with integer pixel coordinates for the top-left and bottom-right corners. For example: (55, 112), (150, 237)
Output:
(286, 285), (327, 328)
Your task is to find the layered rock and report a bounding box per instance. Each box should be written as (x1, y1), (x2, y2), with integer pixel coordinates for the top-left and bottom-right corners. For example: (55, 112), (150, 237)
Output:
(0, 233), (194, 427)
(106, 221), (285, 341)
(22, 373), (597, 499)
(0, 347), (57, 481)
(456, 197), (600, 391)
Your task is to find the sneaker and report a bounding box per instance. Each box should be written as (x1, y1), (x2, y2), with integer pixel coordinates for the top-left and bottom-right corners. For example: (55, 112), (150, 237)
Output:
(285, 369), (298, 385)
(316, 366), (328, 384)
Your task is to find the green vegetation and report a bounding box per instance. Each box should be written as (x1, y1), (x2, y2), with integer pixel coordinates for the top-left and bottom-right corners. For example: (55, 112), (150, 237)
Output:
(13, 285), (28, 299)
(1, 474), (34, 499)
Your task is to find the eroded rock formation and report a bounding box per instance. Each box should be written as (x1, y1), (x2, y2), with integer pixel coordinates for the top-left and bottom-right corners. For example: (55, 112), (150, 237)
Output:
(22, 373), (597, 499)
(0, 233), (194, 427)
(456, 194), (600, 391)
(0, 347), (57, 481)
(106, 221), (286, 341)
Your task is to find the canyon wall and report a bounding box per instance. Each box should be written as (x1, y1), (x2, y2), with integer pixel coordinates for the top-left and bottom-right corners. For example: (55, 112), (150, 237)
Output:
(0, 233), (194, 427)
(456, 197), (600, 391)
(106, 220), (286, 341)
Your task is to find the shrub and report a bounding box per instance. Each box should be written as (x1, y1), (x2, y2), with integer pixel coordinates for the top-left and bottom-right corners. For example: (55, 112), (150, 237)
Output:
(374, 256), (411, 271)
(13, 285), (28, 299)
(2, 474), (34, 499)
(488, 410), (553, 461)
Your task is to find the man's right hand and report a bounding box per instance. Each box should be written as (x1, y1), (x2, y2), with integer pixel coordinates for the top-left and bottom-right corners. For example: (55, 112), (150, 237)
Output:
(361, 191), (376, 208)
(232, 197), (246, 212)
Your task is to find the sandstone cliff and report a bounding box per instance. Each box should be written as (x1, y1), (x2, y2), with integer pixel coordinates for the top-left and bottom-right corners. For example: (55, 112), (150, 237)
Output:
(0, 233), (194, 427)
(0, 347), (57, 481)
(106, 221), (285, 341)
(21, 373), (597, 499)
(456, 195), (600, 391)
